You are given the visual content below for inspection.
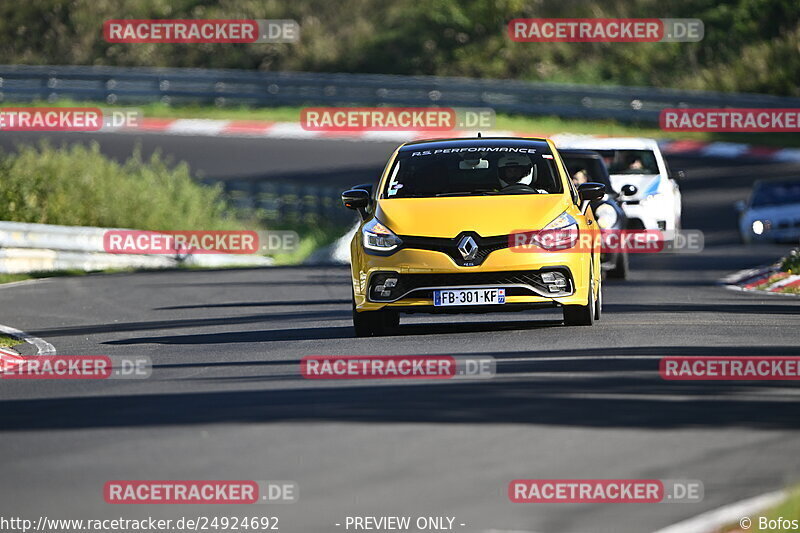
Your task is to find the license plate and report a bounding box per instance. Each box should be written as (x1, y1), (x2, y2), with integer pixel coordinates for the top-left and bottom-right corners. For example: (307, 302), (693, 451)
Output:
(433, 288), (506, 306)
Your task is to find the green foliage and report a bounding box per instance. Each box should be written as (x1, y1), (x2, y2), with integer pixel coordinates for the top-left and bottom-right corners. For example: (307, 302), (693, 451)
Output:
(0, 0), (798, 96)
(0, 334), (23, 347)
(780, 248), (800, 273)
(0, 142), (241, 230)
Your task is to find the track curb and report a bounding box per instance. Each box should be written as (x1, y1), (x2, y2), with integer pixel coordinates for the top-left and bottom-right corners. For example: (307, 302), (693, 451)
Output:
(652, 489), (787, 533)
(720, 263), (800, 297)
(94, 118), (800, 162)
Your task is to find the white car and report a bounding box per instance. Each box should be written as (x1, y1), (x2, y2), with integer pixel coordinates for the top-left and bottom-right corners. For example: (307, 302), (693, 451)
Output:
(737, 178), (800, 244)
(555, 137), (683, 233)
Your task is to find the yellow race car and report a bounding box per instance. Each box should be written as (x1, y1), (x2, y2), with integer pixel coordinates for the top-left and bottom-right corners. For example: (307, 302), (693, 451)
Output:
(342, 137), (605, 337)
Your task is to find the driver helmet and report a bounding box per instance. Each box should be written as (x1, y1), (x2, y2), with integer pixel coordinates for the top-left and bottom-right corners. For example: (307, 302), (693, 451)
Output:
(498, 154), (535, 187)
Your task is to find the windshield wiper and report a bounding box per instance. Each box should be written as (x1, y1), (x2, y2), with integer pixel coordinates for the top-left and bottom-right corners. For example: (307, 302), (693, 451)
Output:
(435, 190), (495, 197)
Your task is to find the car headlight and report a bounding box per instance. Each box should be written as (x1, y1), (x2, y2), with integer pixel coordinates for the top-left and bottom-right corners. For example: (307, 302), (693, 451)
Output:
(752, 220), (771, 235)
(532, 211), (579, 250)
(593, 203), (619, 229)
(362, 218), (403, 251)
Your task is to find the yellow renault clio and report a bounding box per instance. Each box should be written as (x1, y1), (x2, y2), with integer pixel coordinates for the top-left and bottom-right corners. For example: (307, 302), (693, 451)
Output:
(342, 137), (605, 336)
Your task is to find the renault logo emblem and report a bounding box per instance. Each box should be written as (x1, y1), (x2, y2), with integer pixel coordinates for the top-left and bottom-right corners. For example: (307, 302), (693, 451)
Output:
(457, 235), (479, 261)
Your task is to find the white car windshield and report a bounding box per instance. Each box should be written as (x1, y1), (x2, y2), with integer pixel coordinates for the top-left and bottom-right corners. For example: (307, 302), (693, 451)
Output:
(596, 149), (660, 175)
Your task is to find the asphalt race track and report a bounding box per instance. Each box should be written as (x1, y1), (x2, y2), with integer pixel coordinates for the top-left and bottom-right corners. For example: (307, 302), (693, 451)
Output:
(1, 132), (799, 533)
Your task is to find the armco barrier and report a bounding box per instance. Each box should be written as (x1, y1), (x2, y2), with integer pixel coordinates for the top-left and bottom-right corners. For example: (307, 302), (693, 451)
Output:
(208, 179), (355, 226)
(0, 221), (272, 274)
(2, 65), (799, 124)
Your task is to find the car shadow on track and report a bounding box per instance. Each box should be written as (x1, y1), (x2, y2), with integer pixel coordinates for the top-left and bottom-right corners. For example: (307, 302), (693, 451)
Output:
(103, 317), (564, 344)
(154, 299), (353, 310)
(605, 303), (799, 315)
(3, 345), (800, 432)
(29, 310), (353, 338)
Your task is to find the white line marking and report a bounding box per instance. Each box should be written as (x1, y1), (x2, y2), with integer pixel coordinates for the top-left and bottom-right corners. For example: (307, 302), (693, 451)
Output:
(0, 278), (48, 290)
(0, 322), (55, 355)
(166, 119), (230, 135)
(651, 490), (786, 533)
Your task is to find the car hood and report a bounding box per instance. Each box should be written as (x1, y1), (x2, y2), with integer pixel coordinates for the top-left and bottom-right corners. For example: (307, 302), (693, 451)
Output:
(609, 174), (663, 200)
(375, 194), (572, 238)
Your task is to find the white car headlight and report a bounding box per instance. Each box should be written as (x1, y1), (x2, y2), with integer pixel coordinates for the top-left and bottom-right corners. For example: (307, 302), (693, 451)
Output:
(593, 203), (619, 229)
(362, 218), (403, 251)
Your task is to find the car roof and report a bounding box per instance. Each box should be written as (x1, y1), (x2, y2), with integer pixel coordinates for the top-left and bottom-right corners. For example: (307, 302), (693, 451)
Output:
(558, 148), (604, 159)
(555, 136), (661, 151)
(398, 137), (550, 152)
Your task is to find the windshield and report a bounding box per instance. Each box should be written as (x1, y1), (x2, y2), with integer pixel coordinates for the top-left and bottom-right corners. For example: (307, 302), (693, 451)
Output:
(383, 146), (563, 198)
(562, 155), (613, 191)
(596, 149), (660, 175)
(752, 181), (800, 207)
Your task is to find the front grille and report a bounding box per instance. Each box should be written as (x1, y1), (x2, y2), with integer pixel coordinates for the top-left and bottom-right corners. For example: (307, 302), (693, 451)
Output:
(399, 232), (510, 266)
(368, 269), (573, 302)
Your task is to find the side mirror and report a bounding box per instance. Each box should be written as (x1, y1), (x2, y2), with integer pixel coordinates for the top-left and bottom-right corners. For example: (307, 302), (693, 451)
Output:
(578, 182), (605, 214)
(734, 200), (747, 213)
(353, 183), (374, 196)
(621, 184), (638, 197)
(578, 182), (606, 202)
(342, 189), (370, 220)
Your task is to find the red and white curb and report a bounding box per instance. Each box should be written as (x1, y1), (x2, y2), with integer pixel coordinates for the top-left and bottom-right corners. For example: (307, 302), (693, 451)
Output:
(0, 322), (56, 372)
(652, 489), (787, 533)
(105, 118), (521, 143)
(0, 346), (26, 372)
(97, 118), (800, 162)
(721, 265), (800, 296)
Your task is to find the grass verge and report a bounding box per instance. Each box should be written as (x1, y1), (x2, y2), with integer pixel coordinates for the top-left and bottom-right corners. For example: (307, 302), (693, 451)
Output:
(0, 141), (243, 230)
(0, 334), (23, 348)
(721, 487), (800, 532)
(270, 225), (344, 266)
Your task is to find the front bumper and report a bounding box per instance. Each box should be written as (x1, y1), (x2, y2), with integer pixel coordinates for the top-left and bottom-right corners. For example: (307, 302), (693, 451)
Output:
(620, 201), (676, 232)
(351, 244), (592, 312)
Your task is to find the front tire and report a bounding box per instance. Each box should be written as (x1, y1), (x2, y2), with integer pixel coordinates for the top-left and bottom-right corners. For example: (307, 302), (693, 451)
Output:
(563, 277), (597, 326)
(352, 294), (399, 337)
(594, 280), (602, 321)
(606, 252), (629, 280)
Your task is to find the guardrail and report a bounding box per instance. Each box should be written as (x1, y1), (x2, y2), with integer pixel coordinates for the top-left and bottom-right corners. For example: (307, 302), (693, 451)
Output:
(207, 180), (356, 226)
(2, 65), (799, 124)
(0, 221), (272, 274)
